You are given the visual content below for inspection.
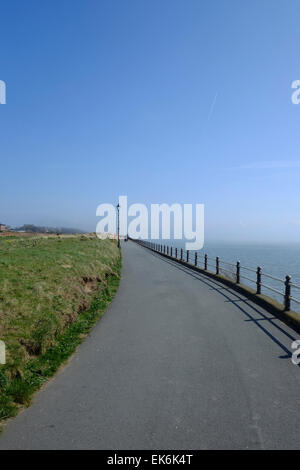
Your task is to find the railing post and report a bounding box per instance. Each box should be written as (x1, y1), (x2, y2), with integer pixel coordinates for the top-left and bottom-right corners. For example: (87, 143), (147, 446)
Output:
(170, 247), (173, 257)
(175, 248), (178, 259)
(204, 254), (208, 270)
(216, 256), (219, 275)
(256, 267), (262, 294)
(187, 250), (189, 263)
(284, 275), (291, 311)
(180, 248), (183, 261)
(236, 261), (240, 284)
(195, 252), (197, 266)
(167, 246), (169, 255)
(164, 245), (166, 254)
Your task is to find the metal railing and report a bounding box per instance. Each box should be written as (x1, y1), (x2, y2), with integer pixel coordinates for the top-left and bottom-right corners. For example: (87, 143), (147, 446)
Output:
(134, 240), (300, 313)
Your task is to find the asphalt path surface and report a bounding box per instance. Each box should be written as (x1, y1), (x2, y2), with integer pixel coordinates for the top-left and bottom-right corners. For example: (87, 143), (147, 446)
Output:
(1, 240), (300, 449)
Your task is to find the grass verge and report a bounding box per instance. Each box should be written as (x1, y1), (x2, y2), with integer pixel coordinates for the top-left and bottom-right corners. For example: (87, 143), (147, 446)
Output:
(0, 234), (121, 424)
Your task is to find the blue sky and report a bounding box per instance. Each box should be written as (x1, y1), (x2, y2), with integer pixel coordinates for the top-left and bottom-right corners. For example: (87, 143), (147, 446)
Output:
(1, 0), (300, 241)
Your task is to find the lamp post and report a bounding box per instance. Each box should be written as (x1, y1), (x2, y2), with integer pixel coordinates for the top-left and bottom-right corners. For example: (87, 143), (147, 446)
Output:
(116, 203), (120, 248)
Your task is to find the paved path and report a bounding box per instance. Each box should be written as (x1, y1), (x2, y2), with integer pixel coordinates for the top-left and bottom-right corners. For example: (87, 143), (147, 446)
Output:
(1, 241), (300, 449)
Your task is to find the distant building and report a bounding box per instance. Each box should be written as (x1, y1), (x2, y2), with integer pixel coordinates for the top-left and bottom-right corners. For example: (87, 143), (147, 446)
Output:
(96, 232), (116, 240)
(0, 223), (6, 232)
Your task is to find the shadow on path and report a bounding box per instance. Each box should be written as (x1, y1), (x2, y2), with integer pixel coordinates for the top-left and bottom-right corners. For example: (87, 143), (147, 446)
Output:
(144, 248), (296, 360)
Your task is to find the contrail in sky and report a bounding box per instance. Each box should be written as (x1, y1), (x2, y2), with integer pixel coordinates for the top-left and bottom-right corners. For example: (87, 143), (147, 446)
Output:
(238, 161), (300, 169)
(207, 92), (218, 122)
(198, 91), (218, 142)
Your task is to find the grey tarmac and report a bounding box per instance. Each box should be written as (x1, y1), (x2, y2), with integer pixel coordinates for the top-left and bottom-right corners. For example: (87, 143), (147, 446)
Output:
(0, 240), (299, 449)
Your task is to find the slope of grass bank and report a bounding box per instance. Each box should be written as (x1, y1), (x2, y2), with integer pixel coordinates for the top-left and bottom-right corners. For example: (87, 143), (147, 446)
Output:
(0, 234), (121, 422)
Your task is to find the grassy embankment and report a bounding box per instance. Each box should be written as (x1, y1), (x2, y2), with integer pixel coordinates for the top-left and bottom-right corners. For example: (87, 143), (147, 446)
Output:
(0, 234), (121, 423)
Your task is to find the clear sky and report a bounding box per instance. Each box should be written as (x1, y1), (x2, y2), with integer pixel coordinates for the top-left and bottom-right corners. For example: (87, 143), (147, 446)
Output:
(1, 0), (300, 242)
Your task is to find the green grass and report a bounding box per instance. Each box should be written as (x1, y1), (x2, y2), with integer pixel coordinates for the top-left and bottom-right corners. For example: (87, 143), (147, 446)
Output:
(0, 234), (121, 423)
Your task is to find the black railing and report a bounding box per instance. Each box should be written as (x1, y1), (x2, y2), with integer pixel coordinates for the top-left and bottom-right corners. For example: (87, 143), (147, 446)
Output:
(134, 240), (300, 313)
